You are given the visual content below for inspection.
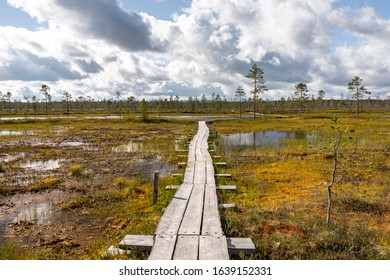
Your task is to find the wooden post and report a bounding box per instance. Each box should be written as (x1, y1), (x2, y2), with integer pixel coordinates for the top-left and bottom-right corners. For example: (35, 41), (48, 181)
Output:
(153, 171), (159, 204)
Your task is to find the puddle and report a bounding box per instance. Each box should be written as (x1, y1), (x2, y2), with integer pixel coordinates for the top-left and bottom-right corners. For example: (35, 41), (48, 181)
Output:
(112, 141), (143, 153)
(20, 159), (62, 171)
(0, 153), (26, 162)
(0, 130), (36, 136)
(82, 144), (100, 151)
(0, 190), (66, 232)
(13, 201), (58, 225)
(159, 115), (236, 120)
(221, 130), (315, 149)
(0, 130), (23, 136)
(0, 116), (122, 121)
(85, 116), (123, 120)
(174, 138), (185, 150)
(133, 155), (175, 178)
(59, 141), (86, 147)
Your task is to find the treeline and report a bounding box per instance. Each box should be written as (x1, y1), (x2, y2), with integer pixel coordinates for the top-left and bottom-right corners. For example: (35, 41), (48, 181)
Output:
(0, 93), (389, 115)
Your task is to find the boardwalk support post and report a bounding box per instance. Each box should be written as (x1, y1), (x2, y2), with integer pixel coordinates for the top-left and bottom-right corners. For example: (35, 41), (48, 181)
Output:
(153, 171), (159, 204)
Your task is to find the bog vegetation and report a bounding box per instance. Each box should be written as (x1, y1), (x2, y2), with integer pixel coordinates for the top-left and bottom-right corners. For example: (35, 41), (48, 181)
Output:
(0, 95), (389, 259)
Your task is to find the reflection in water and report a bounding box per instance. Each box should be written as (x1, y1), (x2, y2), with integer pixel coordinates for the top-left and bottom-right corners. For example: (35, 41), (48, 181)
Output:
(59, 141), (85, 147)
(133, 156), (175, 179)
(160, 115), (235, 120)
(221, 130), (313, 149)
(112, 141), (143, 153)
(20, 159), (62, 171)
(0, 116), (122, 121)
(0, 153), (26, 162)
(14, 201), (57, 225)
(0, 190), (66, 229)
(0, 130), (23, 136)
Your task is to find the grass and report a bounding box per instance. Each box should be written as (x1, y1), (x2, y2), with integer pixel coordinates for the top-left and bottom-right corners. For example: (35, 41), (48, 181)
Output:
(0, 240), (29, 260)
(69, 165), (83, 176)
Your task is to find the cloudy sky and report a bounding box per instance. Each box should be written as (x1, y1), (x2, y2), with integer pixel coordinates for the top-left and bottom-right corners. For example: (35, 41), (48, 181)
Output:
(1, 0), (390, 102)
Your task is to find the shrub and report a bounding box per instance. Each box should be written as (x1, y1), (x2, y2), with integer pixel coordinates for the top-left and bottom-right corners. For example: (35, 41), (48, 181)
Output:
(0, 162), (5, 172)
(69, 165), (82, 176)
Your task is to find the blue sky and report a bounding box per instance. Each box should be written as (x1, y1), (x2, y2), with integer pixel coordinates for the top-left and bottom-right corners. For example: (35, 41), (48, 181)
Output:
(0, 1), (41, 29)
(332, 0), (390, 19)
(0, 0), (191, 29)
(123, 0), (191, 20)
(1, 0), (390, 101)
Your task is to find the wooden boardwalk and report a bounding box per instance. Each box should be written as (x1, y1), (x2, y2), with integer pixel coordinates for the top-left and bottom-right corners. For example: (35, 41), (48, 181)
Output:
(149, 121), (228, 260)
(110, 121), (254, 260)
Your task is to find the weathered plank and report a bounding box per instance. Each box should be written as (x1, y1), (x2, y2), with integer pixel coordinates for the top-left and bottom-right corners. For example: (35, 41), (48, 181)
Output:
(199, 236), (229, 260)
(218, 203), (237, 209)
(216, 185), (237, 190)
(215, 173), (232, 178)
(205, 161), (215, 184)
(202, 184), (223, 236)
(173, 235), (199, 260)
(193, 161), (206, 185)
(182, 161), (195, 184)
(148, 235), (177, 260)
(226, 238), (256, 255)
(165, 185), (180, 190)
(178, 183), (205, 235)
(154, 184), (192, 235)
(119, 235), (154, 251)
(176, 149), (189, 153)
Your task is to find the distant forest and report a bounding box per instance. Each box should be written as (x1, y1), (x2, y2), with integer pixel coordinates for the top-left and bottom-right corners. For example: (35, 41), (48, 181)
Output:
(0, 92), (389, 115)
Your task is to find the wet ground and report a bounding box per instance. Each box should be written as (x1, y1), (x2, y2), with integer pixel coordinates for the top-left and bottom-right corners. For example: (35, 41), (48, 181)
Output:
(0, 119), (183, 259)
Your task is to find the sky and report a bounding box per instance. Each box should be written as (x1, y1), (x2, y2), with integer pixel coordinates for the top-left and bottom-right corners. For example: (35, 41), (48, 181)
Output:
(1, 0), (390, 102)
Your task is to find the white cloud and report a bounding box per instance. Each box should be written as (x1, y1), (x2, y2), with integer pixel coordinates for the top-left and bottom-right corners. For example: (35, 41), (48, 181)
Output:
(1, 0), (390, 101)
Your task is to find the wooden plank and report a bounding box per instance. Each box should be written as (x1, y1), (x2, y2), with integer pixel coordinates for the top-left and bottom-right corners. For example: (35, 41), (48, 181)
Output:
(215, 173), (231, 178)
(177, 155), (187, 158)
(165, 185), (180, 190)
(226, 238), (256, 255)
(205, 161), (216, 185)
(178, 183), (205, 235)
(148, 235), (177, 260)
(173, 235), (199, 260)
(119, 235), (154, 251)
(182, 161), (195, 184)
(176, 149), (189, 153)
(155, 184), (192, 235)
(214, 162), (227, 166)
(216, 185), (237, 190)
(218, 203), (236, 209)
(193, 161), (206, 185)
(202, 184), (223, 236)
(199, 236), (229, 260)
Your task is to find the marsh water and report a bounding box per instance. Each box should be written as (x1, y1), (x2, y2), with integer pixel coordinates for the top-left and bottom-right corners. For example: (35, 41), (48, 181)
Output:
(220, 130), (315, 151)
